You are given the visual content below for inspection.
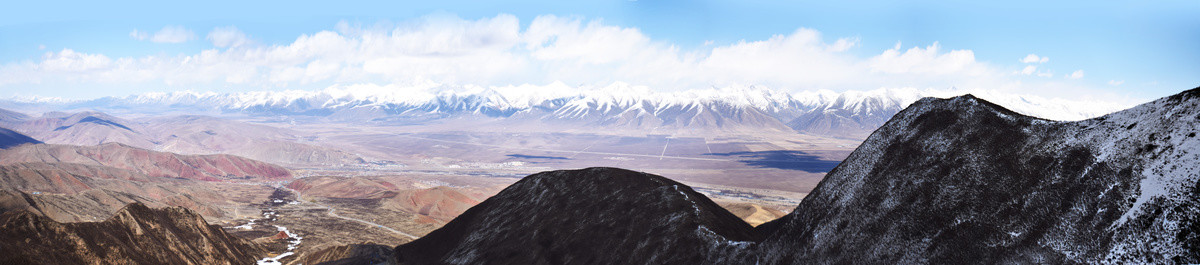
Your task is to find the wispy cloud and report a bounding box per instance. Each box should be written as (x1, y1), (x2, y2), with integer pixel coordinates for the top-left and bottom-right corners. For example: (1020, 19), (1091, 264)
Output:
(1020, 54), (1049, 64)
(1069, 70), (1085, 79)
(1108, 80), (1124, 86)
(130, 25), (196, 43)
(1019, 65), (1037, 75)
(206, 26), (250, 47)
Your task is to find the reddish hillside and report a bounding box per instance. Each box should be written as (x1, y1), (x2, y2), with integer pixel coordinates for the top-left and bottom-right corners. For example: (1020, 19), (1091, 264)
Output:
(287, 176), (485, 224)
(387, 186), (480, 224)
(287, 176), (398, 199)
(0, 162), (268, 222)
(0, 143), (291, 181)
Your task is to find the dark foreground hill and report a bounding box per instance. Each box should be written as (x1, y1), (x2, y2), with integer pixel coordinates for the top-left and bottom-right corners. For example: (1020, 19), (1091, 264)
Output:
(0, 202), (265, 265)
(395, 167), (758, 265)
(756, 87), (1200, 264)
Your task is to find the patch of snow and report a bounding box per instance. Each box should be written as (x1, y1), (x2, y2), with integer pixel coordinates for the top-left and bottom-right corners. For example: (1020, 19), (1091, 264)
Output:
(227, 219), (255, 230)
(256, 251), (294, 265)
(258, 225), (303, 264)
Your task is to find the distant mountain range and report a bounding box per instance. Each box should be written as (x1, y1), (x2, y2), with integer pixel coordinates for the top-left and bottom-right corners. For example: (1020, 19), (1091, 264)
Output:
(0, 110), (365, 166)
(3, 85), (1131, 139)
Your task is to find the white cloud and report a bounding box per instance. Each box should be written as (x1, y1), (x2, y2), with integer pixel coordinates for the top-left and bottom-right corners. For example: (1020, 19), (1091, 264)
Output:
(1019, 65), (1037, 75)
(697, 28), (860, 88)
(868, 42), (984, 76)
(1017, 65), (1055, 77)
(525, 15), (653, 64)
(1108, 80), (1124, 86)
(129, 29), (146, 40)
(1, 14), (1116, 101)
(827, 37), (860, 52)
(1069, 70), (1084, 79)
(207, 26), (250, 48)
(39, 49), (112, 72)
(131, 25), (196, 43)
(1021, 54), (1049, 64)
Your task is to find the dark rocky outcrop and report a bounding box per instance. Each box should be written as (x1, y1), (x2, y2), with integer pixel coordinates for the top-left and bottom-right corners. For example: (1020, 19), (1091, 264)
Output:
(395, 167), (758, 265)
(0, 202), (266, 265)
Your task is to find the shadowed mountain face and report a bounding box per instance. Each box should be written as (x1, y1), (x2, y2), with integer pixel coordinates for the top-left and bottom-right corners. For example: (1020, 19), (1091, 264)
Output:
(756, 87), (1200, 264)
(0, 203), (265, 265)
(0, 127), (39, 149)
(395, 167), (758, 265)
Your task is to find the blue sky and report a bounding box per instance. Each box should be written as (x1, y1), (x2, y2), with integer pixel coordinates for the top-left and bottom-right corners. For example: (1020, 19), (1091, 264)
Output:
(1, 0), (1196, 101)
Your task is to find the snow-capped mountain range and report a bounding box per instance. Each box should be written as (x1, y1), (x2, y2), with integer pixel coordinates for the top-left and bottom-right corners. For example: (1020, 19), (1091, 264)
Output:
(5, 83), (1133, 138)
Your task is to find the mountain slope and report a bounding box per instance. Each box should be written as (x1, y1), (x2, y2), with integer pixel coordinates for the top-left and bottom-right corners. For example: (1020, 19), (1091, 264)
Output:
(755, 87), (1200, 264)
(0, 161), (255, 222)
(0, 143), (291, 181)
(17, 111), (157, 149)
(142, 115), (365, 166)
(394, 167), (758, 265)
(0, 127), (40, 149)
(0, 107), (29, 124)
(0, 202), (266, 265)
(299, 243), (396, 265)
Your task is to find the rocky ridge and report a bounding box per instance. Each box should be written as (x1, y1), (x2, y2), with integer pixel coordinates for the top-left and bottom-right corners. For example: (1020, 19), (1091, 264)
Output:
(0, 202), (266, 265)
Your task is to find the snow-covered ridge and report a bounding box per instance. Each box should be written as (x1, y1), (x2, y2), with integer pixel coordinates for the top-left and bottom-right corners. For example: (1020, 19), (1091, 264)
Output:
(11, 83), (1133, 123)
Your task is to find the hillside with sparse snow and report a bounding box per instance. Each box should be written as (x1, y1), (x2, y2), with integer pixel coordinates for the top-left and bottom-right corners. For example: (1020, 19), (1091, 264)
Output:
(755, 87), (1200, 264)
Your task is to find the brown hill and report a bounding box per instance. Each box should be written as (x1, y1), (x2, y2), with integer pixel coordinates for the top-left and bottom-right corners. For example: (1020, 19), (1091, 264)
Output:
(0, 202), (266, 265)
(143, 115), (365, 166)
(287, 176), (483, 224)
(0, 143), (291, 181)
(720, 202), (787, 227)
(287, 176), (400, 199)
(386, 186), (480, 224)
(0, 162), (262, 222)
(298, 243), (396, 265)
